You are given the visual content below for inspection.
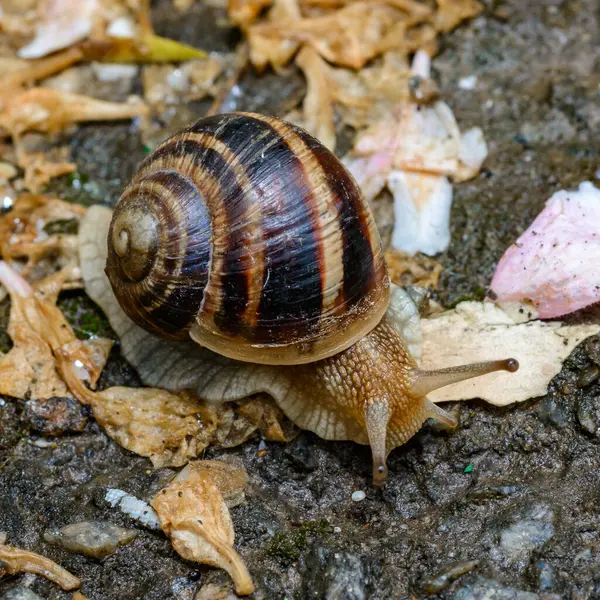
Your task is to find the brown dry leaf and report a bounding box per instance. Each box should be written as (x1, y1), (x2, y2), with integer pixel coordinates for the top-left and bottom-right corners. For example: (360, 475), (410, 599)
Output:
(235, 395), (298, 442)
(0, 47), (85, 90)
(72, 593), (89, 600)
(385, 249), (442, 289)
(422, 302), (600, 406)
(228, 0), (274, 28)
(0, 193), (86, 281)
(151, 461), (255, 596)
(0, 543), (81, 590)
(177, 459), (249, 508)
(0, 261), (111, 401)
(435, 0), (483, 32)
(0, 87), (148, 138)
(20, 149), (77, 193)
(56, 349), (228, 467)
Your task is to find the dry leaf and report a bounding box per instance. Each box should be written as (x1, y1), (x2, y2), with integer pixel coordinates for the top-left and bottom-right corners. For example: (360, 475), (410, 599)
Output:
(151, 461), (254, 595)
(0, 543), (81, 590)
(0, 193), (86, 279)
(235, 395), (298, 442)
(344, 50), (487, 256)
(0, 261), (110, 401)
(385, 249), (442, 288)
(56, 349), (226, 467)
(421, 301), (600, 406)
(435, 0), (483, 32)
(0, 87), (148, 138)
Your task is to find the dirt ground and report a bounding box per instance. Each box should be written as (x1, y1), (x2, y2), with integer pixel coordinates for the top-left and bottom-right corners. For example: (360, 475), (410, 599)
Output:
(1, 1), (600, 599)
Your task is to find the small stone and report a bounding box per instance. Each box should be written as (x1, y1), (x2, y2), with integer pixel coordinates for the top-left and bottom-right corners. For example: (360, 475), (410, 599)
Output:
(530, 560), (556, 591)
(333, 527), (341, 534)
(351, 491), (366, 502)
(23, 396), (89, 436)
(452, 576), (538, 599)
(43, 520), (137, 559)
(459, 75), (478, 90)
(576, 365), (600, 388)
(0, 589), (43, 600)
(577, 396), (600, 436)
(303, 548), (368, 600)
(497, 504), (554, 561)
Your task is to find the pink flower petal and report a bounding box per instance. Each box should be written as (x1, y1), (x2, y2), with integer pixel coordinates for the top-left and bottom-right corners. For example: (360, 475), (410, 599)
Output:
(489, 182), (600, 318)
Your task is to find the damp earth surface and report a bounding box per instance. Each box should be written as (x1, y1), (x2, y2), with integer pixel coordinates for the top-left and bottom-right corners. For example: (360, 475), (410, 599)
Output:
(2, 1), (600, 598)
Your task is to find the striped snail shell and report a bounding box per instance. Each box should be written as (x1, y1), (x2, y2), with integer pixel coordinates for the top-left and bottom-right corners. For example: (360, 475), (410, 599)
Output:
(106, 112), (389, 365)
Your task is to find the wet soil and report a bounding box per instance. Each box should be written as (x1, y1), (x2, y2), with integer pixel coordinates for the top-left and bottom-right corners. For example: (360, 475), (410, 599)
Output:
(2, 1), (600, 599)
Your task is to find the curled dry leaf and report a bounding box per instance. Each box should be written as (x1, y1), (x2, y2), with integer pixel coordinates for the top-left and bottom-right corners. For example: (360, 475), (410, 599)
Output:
(344, 50), (487, 256)
(435, 0), (483, 32)
(245, 0), (433, 71)
(0, 192), (86, 281)
(385, 249), (442, 289)
(151, 461), (254, 596)
(489, 182), (600, 319)
(0, 543), (81, 590)
(0, 261), (111, 402)
(175, 459), (249, 509)
(0, 88), (148, 138)
(57, 344), (286, 466)
(421, 301), (600, 406)
(56, 349), (226, 468)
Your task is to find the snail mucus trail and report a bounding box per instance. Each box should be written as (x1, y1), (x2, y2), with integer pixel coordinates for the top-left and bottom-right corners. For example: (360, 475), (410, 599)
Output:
(96, 111), (519, 486)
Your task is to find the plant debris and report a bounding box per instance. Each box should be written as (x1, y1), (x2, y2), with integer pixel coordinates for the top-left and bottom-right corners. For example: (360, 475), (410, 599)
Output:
(344, 50), (487, 256)
(0, 193), (86, 283)
(385, 248), (442, 288)
(231, 0), (483, 152)
(151, 460), (255, 596)
(0, 261), (111, 403)
(0, 542), (81, 591)
(489, 182), (600, 319)
(421, 301), (600, 405)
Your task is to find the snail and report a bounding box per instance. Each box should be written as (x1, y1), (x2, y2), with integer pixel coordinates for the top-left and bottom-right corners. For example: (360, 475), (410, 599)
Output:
(80, 112), (518, 486)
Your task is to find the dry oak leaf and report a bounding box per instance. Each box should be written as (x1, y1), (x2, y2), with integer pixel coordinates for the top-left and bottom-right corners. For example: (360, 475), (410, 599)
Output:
(422, 301), (600, 406)
(151, 461), (254, 596)
(0, 543), (81, 590)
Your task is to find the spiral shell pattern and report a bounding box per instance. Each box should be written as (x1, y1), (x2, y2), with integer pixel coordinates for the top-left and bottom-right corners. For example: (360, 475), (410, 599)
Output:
(106, 112), (389, 365)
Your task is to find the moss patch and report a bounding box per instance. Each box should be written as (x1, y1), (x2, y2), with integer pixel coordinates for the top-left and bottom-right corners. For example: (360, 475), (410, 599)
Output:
(265, 519), (331, 563)
(58, 292), (115, 340)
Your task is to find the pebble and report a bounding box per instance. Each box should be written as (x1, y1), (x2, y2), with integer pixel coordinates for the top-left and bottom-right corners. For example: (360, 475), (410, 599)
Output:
(105, 489), (161, 530)
(303, 548), (368, 600)
(44, 521), (137, 559)
(351, 491), (366, 502)
(577, 396), (600, 436)
(452, 576), (538, 599)
(333, 527), (342, 534)
(459, 75), (478, 90)
(0, 589), (43, 600)
(498, 504), (554, 561)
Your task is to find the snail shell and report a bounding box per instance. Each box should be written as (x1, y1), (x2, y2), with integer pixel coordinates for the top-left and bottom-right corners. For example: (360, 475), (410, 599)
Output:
(105, 112), (389, 365)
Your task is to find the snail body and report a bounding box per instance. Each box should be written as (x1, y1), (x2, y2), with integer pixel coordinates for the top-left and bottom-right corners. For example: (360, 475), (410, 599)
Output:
(93, 112), (518, 486)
